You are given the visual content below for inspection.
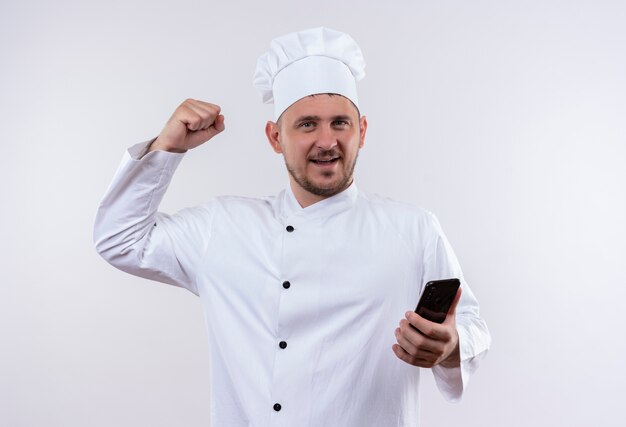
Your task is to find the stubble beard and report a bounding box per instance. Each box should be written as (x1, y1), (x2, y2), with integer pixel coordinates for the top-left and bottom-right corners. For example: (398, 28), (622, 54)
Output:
(285, 151), (359, 198)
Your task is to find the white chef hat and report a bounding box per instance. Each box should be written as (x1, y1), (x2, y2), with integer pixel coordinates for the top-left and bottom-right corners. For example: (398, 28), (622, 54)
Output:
(254, 27), (366, 120)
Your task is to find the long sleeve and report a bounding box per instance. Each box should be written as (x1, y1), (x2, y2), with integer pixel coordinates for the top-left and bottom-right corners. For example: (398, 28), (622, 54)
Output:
(93, 141), (214, 295)
(422, 213), (491, 402)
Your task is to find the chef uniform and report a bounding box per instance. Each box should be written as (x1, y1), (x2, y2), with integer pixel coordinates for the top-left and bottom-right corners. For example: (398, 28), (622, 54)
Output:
(94, 27), (490, 427)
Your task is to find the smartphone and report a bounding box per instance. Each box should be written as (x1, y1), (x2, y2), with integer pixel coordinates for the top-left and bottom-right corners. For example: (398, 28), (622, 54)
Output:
(414, 278), (460, 324)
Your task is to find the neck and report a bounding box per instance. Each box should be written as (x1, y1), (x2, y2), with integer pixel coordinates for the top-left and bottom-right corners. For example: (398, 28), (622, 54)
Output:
(289, 179), (353, 208)
(290, 183), (327, 208)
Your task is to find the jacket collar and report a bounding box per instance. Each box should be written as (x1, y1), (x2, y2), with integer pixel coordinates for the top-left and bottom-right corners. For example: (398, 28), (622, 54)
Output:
(279, 181), (359, 222)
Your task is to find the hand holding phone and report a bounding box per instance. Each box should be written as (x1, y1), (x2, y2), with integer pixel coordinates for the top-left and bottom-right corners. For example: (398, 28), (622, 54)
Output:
(393, 278), (462, 367)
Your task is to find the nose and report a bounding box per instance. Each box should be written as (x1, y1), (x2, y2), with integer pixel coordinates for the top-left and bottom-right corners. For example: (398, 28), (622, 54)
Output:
(315, 125), (338, 150)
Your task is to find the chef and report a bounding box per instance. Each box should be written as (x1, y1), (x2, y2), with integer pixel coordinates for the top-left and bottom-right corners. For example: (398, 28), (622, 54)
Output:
(94, 27), (490, 426)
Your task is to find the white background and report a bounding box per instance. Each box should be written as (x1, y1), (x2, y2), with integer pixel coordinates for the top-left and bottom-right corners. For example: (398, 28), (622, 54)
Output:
(2, 0), (625, 426)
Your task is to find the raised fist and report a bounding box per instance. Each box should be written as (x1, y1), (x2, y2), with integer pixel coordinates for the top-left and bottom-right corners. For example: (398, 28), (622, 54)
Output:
(150, 99), (225, 153)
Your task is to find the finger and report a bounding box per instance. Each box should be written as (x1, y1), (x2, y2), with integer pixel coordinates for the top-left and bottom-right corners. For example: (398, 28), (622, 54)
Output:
(392, 344), (435, 368)
(184, 100), (220, 130)
(185, 121), (225, 147)
(171, 105), (205, 131)
(449, 287), (462, 315)
(405, 311), (452, 341)
(397, 321), (443, 356)
(205, 114), (225, 139)
(392, 343), (416, 365)
(213, 114), (225, 133)
(443, 287), (462, 326)
(186, 98), (221, 113)
(181, 98), (221, 115)
(394, 326), (417, 355)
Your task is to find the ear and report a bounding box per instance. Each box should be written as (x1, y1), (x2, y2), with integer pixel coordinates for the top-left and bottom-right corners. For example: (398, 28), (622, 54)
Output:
(358, 116), (368, 148)
(265, 121), (283, 153)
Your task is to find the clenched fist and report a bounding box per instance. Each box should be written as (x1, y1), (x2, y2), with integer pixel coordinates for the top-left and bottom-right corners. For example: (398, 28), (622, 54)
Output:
(150, 99), (225, 153)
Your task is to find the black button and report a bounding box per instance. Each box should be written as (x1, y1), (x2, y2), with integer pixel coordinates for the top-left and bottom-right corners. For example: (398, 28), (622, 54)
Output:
(273, 403), (282, 412)
(286, 225), (294, 232)
(282, 281), (291, 289)
(279, 341), (287, 349)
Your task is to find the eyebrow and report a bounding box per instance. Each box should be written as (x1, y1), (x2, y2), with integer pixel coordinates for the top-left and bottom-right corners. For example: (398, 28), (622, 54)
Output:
(330, 115), (352, 122)
(293, 115), (353, 126)
(295, 115), (321, 124)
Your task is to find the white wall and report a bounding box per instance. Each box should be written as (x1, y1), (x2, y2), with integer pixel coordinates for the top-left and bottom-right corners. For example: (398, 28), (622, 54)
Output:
(2, 1), (625, 426)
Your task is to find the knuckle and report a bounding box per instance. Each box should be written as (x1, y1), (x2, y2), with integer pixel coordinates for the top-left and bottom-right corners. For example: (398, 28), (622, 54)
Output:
(422, 355), (435, 368)
(200, 109), (214, 120)
(414, 358), (428, 368)
(178, 105), (193, 116)
(432, 344), (444, 357)
(422, 323), (435, 336)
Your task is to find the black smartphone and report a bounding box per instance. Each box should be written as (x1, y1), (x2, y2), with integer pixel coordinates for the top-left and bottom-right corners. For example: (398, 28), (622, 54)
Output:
(414, 278), (460, 324)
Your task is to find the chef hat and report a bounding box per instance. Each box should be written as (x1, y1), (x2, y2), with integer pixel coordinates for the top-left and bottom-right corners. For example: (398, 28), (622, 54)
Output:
(254, 27), (366, 120)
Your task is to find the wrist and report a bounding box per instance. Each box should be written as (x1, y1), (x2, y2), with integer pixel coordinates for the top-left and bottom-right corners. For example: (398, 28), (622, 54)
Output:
(149, 137), (188, 154)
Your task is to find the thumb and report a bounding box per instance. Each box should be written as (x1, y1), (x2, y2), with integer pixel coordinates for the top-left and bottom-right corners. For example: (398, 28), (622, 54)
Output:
(444, 287), (462, 323)
(188, 115), (225, 146)
(207, 114), (225, 137)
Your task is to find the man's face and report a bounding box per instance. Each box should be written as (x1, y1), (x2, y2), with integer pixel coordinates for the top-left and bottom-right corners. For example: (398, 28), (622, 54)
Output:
(265, 94), (367, 206)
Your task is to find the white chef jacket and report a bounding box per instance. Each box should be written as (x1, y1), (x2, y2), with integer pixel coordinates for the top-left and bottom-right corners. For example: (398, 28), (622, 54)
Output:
(94, 142), (491, 427)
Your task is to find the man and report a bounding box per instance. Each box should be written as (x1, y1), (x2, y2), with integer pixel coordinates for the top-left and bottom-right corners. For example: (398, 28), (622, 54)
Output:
(94, 27), (490, 426)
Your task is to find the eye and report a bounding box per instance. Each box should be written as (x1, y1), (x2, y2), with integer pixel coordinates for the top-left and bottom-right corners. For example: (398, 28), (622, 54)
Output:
(333, 120), (350, 127)
(298, 121), (315, 129)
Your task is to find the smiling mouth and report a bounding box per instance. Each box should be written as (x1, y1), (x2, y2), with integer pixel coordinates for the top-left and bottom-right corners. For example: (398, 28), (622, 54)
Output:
(310, 157), (340, 165)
